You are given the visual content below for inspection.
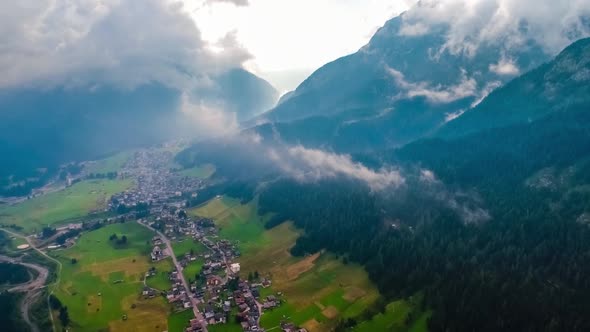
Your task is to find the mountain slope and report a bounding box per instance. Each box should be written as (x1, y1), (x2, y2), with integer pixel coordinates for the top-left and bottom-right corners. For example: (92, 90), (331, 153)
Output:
(248, 11), (550, 151)
(179, 37), (590, 332)
(0, 68), (277, 196)
(437, 37), (590, 139)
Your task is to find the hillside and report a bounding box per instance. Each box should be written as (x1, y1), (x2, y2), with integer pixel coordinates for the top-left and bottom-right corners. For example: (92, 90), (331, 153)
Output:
(244, 10), (550, 152)
(437, 37), (590, 138)
(0, 68), (277, 197)
(177, 37), (590, 332)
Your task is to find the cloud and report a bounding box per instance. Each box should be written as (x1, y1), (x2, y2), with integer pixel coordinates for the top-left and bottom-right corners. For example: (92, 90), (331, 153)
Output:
(205, 0), (249, 6)
(0, 0), (250, 90)
(417, 168), (491, 224)
(400, 0), (590, 57)
(267, 146), (405, 191)
(179, 92), (239, 137)
(387, 66), (478, 103)
(489, 57), (520, 76)
(398, 22), (430, 36)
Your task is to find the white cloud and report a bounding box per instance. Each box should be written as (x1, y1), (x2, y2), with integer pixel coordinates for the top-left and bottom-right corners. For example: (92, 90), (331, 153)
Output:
(398, 22), (430, 36)
(268, 145), (405, 191)
(400, 0), (590, 57)
(180, 92), (239, 137)
(489, 57), (520, 76)
(387, 66), (478, 103)
(187, 0), (411, 91)
(0, 0), (250, 90)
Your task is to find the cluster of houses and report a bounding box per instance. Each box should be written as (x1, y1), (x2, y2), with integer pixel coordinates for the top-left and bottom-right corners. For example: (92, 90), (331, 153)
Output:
(109, 150), (205, 214)
(103, 148), (307, 332)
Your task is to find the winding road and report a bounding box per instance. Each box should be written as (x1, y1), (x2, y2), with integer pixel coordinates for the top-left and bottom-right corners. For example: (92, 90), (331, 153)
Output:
(136, 220), (208, 332)
(1, 228), (63, 332)
(0, 254), (49, 332)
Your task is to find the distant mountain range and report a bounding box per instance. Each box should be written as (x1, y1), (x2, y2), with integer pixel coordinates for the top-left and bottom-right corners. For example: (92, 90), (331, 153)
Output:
(247, 11), (552, 152)
(177, 35), (590, 332)
(0, 68), (277, 196)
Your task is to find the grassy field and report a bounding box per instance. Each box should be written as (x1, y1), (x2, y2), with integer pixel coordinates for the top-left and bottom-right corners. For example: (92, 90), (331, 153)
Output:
(172, 238), (208, 258)
(352, 297), (431, 332)
(52, 222), (171, 331)
(190, 197), (269, 254)
(146, 258), (174, 292)
(85, 152), (131, 174)
(0, 179), (133, 233)
(191, 197), (381, 332)
(179, 164), (216, 179)
(183, 259), (205, 283)
(168, 309), (195, 332)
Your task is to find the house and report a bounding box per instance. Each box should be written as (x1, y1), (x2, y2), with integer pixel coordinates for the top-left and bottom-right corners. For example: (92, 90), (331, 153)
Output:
(230, 263), (241, 274)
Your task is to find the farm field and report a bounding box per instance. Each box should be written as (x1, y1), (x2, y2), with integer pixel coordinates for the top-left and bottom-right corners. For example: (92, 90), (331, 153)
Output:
(182, 259), (205, 283)
(191, 197), (381, 332)
(0, 179), (133, 233)
(172, 238), (209, 258)
(85, 151), (131, 174)
(352, 297), (431, 332)
(168, 309), (195, 332)
(189, 197), (269, 254)
(51, 222), (170, 331)
(146, 258), (174, 292)
(179, 164), (216, 179)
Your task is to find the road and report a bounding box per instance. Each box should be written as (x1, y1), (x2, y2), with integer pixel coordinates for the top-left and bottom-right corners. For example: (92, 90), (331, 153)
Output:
(0, 254), (50, 332)
(1, 228), (63, 332)
(136, 221), (208, 331)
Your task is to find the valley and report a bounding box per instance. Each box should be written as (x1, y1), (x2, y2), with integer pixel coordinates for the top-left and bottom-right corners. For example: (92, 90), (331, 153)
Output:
(0, 146), (424, 332)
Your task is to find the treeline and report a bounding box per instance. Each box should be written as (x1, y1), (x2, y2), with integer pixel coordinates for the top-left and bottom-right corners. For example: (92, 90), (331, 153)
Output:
(253, 107), (590, 331)
(0, 292), (27, 331)
(0, 262), (30, 285)
(257, 177), (590, 331)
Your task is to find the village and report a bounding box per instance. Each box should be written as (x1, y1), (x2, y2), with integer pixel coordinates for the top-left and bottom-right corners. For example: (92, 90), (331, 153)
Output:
(19, 148), (307, 332)
(108, 149), (307, 332)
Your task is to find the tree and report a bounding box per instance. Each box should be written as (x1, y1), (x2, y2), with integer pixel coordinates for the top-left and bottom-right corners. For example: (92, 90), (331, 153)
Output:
(254, 271), (259, 280)
(59, 306), (70, 326)
(42, 227), (56, 239)
(71, 258), (78, 265)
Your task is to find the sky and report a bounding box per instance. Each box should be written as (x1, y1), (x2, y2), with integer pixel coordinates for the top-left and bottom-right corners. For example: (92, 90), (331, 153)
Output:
(185, 0), (413, 93)
(1, 0), (588, 94)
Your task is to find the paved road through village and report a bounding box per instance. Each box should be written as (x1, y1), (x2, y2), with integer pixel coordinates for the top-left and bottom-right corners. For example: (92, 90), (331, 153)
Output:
(137, 221), (208, 332)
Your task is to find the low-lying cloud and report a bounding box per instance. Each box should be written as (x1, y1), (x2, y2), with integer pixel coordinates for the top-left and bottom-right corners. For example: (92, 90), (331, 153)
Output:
(387, 66), (478, 104)
(400, 0), (590, 57)
(267, 145), (405, 191)
(0, 0), (249, 90)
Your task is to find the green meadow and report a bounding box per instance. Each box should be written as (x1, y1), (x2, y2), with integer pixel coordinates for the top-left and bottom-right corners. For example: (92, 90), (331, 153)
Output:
(179, 164), (216, 179)
(183, 259), (205, 283)
(352, 296), (431, 332)
(0, 179), (133, 233)
(52, 222), (171, 331)
(85, 151), (131, 174)
(146, 258), (174, 292)
(191, 197), (382, 332)
(190, 196), (269, 254)
(172, 238), (208, 258)
(168, 309), (195, 332)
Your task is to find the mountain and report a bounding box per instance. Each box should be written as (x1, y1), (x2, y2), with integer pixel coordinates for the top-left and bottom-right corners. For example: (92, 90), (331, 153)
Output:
(248, 11), (550, 152)
(0, 68), (277, 196)
(178, 37), (590, 332)
(214, 69), (279, 122)
(437, 38), (590, 139)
